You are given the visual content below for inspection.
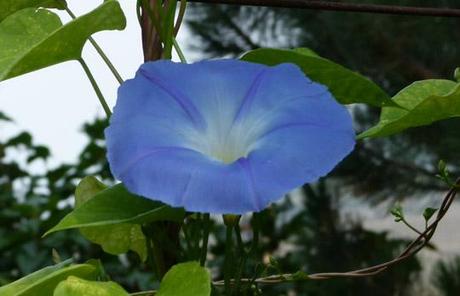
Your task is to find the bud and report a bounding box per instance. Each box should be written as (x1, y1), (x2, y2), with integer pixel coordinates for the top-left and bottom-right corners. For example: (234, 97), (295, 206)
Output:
(454, 67), (460, 82)
(223, 214), (241, 227)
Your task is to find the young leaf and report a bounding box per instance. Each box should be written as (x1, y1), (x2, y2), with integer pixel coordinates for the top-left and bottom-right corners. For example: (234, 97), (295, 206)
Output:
(0, 0), (66, 22)
(0, 260), (102, 296)
(454, 67), (460, 82)
(53, 276), (129, 296)
(423, 207), (438, 223)
(74, 177), (147, 261)
(390, 203), (404, 222)
(157, 262), (211, 296)
(358, 79), (460, 139)
(44, 182), (185, 236)
(241, 48), (393, 107)
(438, 159), (447, 174)
(0, 0), (126, 81)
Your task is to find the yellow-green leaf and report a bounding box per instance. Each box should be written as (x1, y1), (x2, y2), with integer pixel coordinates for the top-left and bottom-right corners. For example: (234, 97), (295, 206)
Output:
(53, 276), (128, 296)
(157, 262), (211, 296)
(0, 260), (102, 296)
(0, 0), (66, 22)
(73, 177), (147, 261)
(358, 79), (460, 138)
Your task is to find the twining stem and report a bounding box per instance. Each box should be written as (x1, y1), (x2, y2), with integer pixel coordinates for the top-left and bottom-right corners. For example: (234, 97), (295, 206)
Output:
(78, 59), (112, 118)
(66, 7), (124, 84)
(200, 214), (211, 266)
(174, 0), (187, 36)
(173, 37), (188, 63)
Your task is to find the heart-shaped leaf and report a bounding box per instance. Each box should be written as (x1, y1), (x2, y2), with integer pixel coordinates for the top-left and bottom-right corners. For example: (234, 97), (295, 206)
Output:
(241, 48), (393, 107)
(157, 262), (211, 296)
(0, 0), (66, 22)
(72, 177), (148, 261)
(0, 0), (126, 81)
(45, 182), (185, 236)
(53, 276), (128, 296)
(358, 79), (460, 138)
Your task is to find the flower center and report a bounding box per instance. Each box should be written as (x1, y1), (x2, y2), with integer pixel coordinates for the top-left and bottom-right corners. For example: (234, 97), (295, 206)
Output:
(184, 120), (262, 164)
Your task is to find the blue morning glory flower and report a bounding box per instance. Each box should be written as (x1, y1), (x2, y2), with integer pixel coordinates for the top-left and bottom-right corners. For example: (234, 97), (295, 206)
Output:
(105, 59), (355, 214)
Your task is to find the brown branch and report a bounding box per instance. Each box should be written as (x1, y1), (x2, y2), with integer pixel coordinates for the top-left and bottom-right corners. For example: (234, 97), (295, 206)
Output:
(188, 0), (460, 18)
(214, 178), (459, 285)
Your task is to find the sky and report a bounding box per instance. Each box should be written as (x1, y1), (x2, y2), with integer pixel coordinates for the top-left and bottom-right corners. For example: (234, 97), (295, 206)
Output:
(0, 0), (197, 167)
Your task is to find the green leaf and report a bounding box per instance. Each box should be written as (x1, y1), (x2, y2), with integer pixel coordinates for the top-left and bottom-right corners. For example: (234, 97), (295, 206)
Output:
(53, 276), (128, 296)
(0, 111), (12, 122)
(423, 207), (438, 222)
(358, 80), (460, 138)
(45, 182), (185, 236)
(0, 260), (102, 296)
(74, 176), (107, 207)
(438, 159), (447, 173)
(293, 47), (320, 58)
(5, 132), (33, 147)
(83, 224), (148, 261)
(241, 48), (393, 107)
(390, 203), (404, 222)
(0, 0), (66, 22)
(157, 262), (211, 296)
(74, 177), (147, 261)
(0, 0), (126, 81)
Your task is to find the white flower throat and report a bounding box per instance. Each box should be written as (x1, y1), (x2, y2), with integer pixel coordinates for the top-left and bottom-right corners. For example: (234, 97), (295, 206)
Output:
(184, 112), (267, 164)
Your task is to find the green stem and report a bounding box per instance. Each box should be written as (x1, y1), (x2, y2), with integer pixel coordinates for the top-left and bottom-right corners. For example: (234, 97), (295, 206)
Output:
(233, 224), (247, 295)
(66, 7), (124, 84)
(78, 59), (112, 118)
(173, 37), (187, 63)
(145, 236), (160, 280)
(162, 0), (178, 59)
(200, 214), (211, 266)
(234, 224), (245, 255)
(401, 218), (423, 236)
(174, 0), (187, 36)
(143, 224), (167, 280)
(151, 239), (166, 279)
(224, 225), (234, 295)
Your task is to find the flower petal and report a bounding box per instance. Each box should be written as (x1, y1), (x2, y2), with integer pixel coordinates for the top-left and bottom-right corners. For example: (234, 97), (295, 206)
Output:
(247, 124), (355, 208)
(106, 59), (355, 214)
(118, 146), (257, 214)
